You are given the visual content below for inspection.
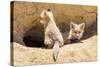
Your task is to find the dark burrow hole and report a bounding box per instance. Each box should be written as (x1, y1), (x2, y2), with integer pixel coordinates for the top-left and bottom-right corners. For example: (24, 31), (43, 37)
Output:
(23, 24), (45, 48)
(23, 35), (45, 48)
(22, 20), (97, 48)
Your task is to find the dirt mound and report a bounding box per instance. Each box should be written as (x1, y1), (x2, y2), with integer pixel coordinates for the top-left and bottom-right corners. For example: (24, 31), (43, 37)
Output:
(11, 35), (97, 65)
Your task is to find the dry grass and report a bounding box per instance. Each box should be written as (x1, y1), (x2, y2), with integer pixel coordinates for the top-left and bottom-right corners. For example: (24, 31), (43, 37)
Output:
(12, 35), (97, 66)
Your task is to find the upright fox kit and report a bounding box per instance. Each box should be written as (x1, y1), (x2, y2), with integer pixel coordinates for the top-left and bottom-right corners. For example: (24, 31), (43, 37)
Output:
(68, 22), (85, 42)
(40, 9), (64, 61)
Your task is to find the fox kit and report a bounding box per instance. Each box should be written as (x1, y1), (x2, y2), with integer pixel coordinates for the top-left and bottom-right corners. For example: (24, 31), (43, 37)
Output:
(40, 9), (64, 61)
(68, 22), (85, 42)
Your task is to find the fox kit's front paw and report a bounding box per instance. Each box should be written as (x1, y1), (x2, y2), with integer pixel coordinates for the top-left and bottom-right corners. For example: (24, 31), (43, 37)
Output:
(44, 38), (53, 48)
(70, 38), (80, 43)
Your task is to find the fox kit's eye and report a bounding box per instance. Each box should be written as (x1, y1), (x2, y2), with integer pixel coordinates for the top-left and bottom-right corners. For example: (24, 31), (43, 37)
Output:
(44, 12), (47, 16)
(74, 31), (77, 34)
(78, 31), (81, 33)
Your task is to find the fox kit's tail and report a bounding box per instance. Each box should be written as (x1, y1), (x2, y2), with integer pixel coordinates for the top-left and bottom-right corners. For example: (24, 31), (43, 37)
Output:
(53, 41), (60, 62)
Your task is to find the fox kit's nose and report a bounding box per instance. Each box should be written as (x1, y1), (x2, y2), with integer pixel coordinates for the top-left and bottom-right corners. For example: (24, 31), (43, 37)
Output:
(47, 9), (51, 11)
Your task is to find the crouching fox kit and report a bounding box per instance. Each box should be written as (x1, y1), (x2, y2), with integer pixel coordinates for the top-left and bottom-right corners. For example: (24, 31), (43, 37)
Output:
(40, 9), (64, 61)
(68, 22), (85, 42)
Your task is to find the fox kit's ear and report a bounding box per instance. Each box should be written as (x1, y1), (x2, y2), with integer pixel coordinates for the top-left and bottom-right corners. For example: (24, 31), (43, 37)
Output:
(80, 23), (85, 30)
(70, 21), (76, 29)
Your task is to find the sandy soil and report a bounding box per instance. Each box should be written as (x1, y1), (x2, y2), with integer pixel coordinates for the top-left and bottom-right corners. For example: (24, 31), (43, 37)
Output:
(12, 35), (97, 66)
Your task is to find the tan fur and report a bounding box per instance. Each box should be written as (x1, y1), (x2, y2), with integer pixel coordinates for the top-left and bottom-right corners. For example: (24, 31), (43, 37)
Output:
(40, 9), (64, 61)
(68, 22), (85, 40)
